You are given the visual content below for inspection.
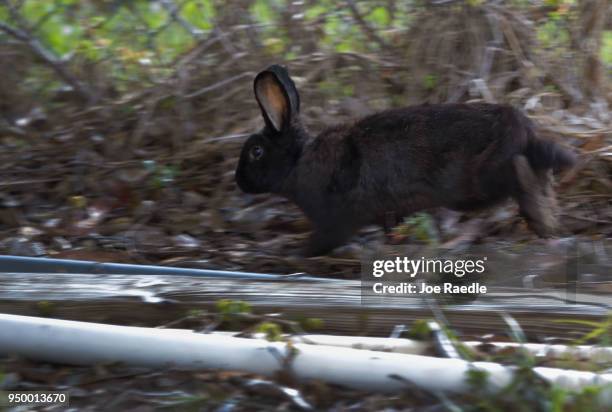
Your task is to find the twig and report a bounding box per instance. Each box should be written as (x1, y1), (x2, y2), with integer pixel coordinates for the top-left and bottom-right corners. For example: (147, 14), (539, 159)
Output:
(202, 133), (250, 143)
(345, 0), (393, 52)
(185, 72), (253, 99)
(0, 21), (95, 102)
(560, 213), (612, 225)
(158, 0), (204, 39)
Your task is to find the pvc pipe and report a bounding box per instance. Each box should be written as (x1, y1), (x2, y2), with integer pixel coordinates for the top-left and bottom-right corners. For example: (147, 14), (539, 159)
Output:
(1, 314), (611, 401)
(214, 332), (430, 354)
(0, 255), (332, 281)
(294, 336), (612, 361)
(463, 341), (612, 362)
(214, 332), (612, 361)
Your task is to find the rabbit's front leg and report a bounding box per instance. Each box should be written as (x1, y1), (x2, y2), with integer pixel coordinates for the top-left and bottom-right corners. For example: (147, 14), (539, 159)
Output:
(304, 224), (357, 257)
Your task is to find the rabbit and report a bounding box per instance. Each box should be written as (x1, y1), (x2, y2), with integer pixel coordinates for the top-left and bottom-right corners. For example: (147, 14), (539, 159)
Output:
(235, 64), (576, 256)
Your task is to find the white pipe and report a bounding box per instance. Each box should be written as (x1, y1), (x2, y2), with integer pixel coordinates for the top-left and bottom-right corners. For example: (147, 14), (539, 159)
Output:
(1, 314), (611, 401)
(296, 336), (612, 361)
(213, 331), (430, 354)
(463, 341), (612, 362)
(214, 332), (612, 361)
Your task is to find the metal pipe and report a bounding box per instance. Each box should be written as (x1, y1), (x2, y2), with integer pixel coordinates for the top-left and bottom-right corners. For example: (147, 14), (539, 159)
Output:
(0, 255), (332, 282)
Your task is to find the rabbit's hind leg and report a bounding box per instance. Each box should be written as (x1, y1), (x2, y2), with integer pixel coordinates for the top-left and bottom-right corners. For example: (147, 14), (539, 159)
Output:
(512, 155), (559, 237)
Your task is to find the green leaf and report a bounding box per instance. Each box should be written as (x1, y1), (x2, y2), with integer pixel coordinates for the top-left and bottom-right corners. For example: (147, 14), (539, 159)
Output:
(335, 41), (352, 53)
(181, 0), (215, 30)
(367, 6), (390, 27)
(408, 319), (432, 339)
(22, 0), (54, 23)
(324, 17), (339, 36)
(423, 74), (437, 90)
(401, 212), (439, 244)
(263, 37), (285, 54)
(136, 1), (167, 30)
(466, 368), (490, 388)
(256, 322), (283, 341)
(603, 31), (612, 65)
(216, 299), (252, 316)
(305, 5), (326, 20)
(155, 25), (195, 62)
(0, 5), (9, 21)
(251, 0), (274, 24)
(550, 386), (568, 412)
(300, 317), (324, 331)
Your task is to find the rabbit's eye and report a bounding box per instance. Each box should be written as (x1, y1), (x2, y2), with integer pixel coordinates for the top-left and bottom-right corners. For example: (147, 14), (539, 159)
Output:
(249, 145), (264, 161)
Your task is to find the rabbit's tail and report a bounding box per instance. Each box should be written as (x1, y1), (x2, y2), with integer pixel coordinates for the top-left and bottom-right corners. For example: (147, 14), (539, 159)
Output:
(499, 105), (576, 174)
(524, 135), (576, 174)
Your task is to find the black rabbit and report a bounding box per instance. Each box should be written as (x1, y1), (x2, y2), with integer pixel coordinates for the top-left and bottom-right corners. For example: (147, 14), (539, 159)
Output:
(235, 64), (576, 256)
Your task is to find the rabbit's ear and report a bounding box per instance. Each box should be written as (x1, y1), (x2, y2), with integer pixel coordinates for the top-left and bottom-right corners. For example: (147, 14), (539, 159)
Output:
(254, 65), (300, 133)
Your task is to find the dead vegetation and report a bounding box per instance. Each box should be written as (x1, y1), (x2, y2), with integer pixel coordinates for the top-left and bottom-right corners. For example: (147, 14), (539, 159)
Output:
(0, 1), (609, 277)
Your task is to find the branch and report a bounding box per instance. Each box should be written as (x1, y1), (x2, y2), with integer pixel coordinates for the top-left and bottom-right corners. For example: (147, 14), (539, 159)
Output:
(158, 0), (204, 39)
(346, 0), (393, 51)
(185, 72), (252, 99)
(0, 21), (95, 102)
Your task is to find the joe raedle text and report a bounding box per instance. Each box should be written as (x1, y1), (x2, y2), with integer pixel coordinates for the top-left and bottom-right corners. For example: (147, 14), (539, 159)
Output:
(372, 281), (487, 295)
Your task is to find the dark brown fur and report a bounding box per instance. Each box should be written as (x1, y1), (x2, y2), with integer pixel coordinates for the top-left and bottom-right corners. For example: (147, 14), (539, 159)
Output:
(235, 65), (576, 256)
